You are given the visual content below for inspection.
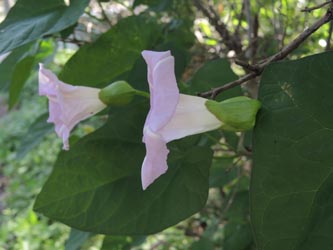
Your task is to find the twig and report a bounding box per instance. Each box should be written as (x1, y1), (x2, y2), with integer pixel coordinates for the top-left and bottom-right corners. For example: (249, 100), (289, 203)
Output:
(85, 10), (104, 22)
(113, 0), (134, 14)
(221, 159), (242, 216)
(234, 1), (245, 37)
(57, 37), (86, 46)
(199, 9), (333, 99)
(234, 59), (259, 72)
(301, 1), (332, 12)
(244, 0), (253, 58)
(205, 72), (258, 99)
(252, 13), (259, 59)
(193, 0), (242, 54)
(97, 0), (112, 26)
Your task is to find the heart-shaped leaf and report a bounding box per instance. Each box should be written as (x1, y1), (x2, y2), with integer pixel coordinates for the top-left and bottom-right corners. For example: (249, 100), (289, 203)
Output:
(34, 100), (213, 234)
(251, 52), (333, 250)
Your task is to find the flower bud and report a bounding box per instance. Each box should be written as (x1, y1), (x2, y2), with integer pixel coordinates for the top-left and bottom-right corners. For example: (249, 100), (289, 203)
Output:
(99, 81), (137, 106)
(205, 96), (261, 131)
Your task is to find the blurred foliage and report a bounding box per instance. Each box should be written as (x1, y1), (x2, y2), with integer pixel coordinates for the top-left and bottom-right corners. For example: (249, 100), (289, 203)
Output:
(0, 0), (332, 249)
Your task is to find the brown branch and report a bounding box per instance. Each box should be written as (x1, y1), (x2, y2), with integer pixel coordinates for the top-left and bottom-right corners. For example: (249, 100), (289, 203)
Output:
(234, 1), (245, 37)
(221, 159), (242, 216)
(235, 59), (259, 72)
(326, 20), (333, 50)
(199, 9), (333, 99)
(193, 0), (242, 54)
(207, 72), (258, 99)
(244, 0), (253, 58)
(57, 37), (86, 46)
(252, 13), (259, 59)
(301, 1), (332, 12)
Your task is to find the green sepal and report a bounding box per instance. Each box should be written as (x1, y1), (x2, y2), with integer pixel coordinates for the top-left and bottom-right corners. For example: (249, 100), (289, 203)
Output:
(99, 81), (148, 106)
(205, 96), (261, 131)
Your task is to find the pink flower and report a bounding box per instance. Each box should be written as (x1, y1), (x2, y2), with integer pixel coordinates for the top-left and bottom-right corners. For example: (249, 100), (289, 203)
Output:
(39, 64), (106, 150)
(141, 51), (222, 190)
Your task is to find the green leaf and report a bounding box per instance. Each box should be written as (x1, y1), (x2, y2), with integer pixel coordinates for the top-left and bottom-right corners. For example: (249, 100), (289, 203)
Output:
(59, 15), (161, 88)
(101, 236), (145, 250)
(223, 191), (254, 250)
(0, 0), (89, 54)
(223, 131), (239, 150)
(101, 236), (132, 250)
(65, 228), (93, 250)
(155, 42), (191, 80)
(34, 100), (213, 234)
(8, 40), (55, 107)
(186, 59), (241, 101)
(126, 43), (189, 92)
(16, 113), (53, 160)
(189, 237), (214, 250)
(162, 19), (195, 49)
(9, 56), (35, 109)
(251, 52), (333, 250)
(225, 191), (250, 222)
(223, 222), (253, 250)
(0, 43), (33, 90)
(209, 157), (235, 188)
(133, 0), (172, 11)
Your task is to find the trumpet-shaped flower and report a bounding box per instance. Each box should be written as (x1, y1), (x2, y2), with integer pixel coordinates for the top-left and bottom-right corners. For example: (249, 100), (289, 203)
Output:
(141, 51), (261, 190)
(141, 51), (223, 190)
(39, 64), (107, 150)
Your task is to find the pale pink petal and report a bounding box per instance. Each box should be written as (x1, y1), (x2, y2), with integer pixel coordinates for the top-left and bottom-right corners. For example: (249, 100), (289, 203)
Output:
(57, 85), (106, 133)
(141, 51), (225, 190)
(141, 128), (169, 190)
(38, 64), (73, 96)
(142, 50), (179, 132)
(57, 125), (70, 150)
(39, 64), (107, 150)
(141, 50), (170, 89)
(159, 94), (222, 142)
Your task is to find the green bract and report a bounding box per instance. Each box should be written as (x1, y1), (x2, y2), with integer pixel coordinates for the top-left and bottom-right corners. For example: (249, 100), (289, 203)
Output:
(99, 81), (149, 106)
(205, 96), (261, 131)
(99, 81), (137, 106)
